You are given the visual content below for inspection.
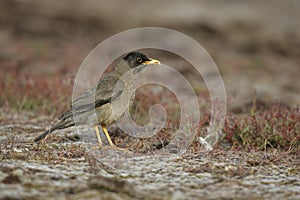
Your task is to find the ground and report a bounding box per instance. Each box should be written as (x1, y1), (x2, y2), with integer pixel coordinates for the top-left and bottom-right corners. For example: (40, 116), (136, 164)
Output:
(0, 0), (299, 199)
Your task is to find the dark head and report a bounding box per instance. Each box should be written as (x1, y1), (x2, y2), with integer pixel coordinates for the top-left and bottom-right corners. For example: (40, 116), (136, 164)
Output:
(123, 51), (160, 68)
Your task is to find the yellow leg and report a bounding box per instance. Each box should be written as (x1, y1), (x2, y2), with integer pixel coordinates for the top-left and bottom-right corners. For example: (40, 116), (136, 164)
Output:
(102, 126), (115, 147)
(102, 126), (129, 152)
(94, 125), (102, 147)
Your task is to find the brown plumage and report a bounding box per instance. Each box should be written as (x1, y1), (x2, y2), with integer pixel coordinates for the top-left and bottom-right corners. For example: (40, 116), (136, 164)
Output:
(34, 52), (160, 147)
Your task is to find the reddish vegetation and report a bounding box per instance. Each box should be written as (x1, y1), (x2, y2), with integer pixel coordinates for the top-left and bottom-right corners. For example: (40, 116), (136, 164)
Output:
(0, 63), (73, 115)
(1, 63), (299, 154)
(223, 105), (300, 152)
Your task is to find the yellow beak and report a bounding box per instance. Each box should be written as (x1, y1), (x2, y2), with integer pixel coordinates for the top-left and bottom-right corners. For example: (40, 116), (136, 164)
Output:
(143, 58), (160, 65)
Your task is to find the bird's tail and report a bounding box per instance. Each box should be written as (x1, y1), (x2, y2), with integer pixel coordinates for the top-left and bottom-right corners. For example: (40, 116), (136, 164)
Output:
(34, 119), (74, 142)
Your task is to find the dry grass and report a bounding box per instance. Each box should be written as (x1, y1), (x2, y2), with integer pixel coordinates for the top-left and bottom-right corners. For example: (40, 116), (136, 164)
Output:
(223, 104), (300, 152)
(0, 63), (73, 116)
(1, 65), (299, 154)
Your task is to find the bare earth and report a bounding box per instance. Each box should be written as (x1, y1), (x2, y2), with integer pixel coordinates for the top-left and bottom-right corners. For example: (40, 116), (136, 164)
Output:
(1, 0), (300, 199)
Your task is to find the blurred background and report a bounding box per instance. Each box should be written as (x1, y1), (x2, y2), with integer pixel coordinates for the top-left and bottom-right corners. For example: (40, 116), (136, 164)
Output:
(1, 0), (299, 115)
(0, 2), (299, 198)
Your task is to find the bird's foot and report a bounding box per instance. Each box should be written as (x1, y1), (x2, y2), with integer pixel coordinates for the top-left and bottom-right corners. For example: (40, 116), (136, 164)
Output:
(90, 143), (130, 152)
(90, 145), (102, 151)
(110, 144), (130, 152)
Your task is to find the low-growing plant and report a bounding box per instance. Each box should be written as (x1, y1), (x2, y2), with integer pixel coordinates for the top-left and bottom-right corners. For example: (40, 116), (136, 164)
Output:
(223, 104), (300, 153)
(0, 67), (72, 115)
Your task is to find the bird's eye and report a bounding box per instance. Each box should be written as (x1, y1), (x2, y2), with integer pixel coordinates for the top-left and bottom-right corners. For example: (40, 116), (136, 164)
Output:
(136, 57), (143, 63)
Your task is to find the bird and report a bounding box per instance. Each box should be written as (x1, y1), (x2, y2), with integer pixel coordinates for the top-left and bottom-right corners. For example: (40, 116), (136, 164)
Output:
(34, 52), (160, 148)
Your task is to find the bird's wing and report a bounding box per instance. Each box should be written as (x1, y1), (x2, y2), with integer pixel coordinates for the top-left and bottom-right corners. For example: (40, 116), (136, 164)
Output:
(95, 72), (125, 101)
(59, 73), (124, 121)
